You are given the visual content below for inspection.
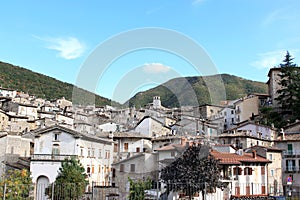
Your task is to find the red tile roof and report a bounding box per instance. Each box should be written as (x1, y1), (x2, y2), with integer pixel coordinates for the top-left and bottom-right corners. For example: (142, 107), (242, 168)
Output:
(211, 150), (271, 165)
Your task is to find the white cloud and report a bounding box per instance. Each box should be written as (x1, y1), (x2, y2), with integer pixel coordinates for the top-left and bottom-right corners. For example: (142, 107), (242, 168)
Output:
(142, 63), (171, 73)
(251, 50), (299, 69)
(34, 36), (86, 59)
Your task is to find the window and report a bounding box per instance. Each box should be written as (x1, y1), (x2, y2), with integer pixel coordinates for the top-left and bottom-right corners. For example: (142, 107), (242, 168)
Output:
(11, 146), (14, 154)
(91, 148), (95, 157)
(270, 169), (274, 176)
(136, 147), (140, 152)
(52, 144), (60, 155)
(105, 150), (110, 159)
(87, 166), (91, 174)
(124, 143), (128, 152)
(130, 164), (135, 172)
(287, 144), (293, 155)
(244, 167), (252, 175)
(80, 148), (84, 156)
(54, 133), (59, 141)
(99, 165), (101, 173)
(98, 149), (102, 158)
(269, 154), (273, 161)
(233, 167), (242, 175)
(261, 166), (265, 175)
(120, 164), (124, 172)
(92, 165), (95, 173)
(114, 144), (118, 152)
(286, 160), (296, 171)
(112, 168), (116, 178)
(171, 151), (175, 157)
(88, 148), (91, 157)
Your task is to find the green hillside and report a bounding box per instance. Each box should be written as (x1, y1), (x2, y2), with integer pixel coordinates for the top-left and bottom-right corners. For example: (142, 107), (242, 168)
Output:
(127, 74), (268, 108)
(0, 61), (268, 108)
(0, 61), (114, 106)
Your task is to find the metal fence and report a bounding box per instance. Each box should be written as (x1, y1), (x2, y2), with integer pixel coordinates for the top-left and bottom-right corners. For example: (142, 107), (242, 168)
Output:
(0, 182), (299, 200)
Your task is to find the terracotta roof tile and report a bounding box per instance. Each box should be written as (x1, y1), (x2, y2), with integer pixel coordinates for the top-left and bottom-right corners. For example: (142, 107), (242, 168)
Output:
(211, 150), (270, 165)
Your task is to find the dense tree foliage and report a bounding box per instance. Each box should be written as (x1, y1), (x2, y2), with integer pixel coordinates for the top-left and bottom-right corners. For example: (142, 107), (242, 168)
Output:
(46, 158), (88, 200)
(160, 143), (222, 199)
(275, 51), (300, 123)
(0, 169), (32, 199)
(259, 106), (286, 128)
(128, 177), (152, 200)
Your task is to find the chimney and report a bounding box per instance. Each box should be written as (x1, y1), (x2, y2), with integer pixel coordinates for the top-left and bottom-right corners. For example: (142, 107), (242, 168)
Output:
(252, 150), (257, 159)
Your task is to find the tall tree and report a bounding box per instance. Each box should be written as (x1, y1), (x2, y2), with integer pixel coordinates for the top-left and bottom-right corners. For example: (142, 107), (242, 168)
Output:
(46, 157), (88, 200)
(0, 169), (32, 199)
(275, 51), (300, 123)
(160, 143), (222, 199)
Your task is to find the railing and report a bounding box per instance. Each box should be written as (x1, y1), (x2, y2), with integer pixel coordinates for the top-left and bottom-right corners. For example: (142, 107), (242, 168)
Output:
(31, 154), (77, 161)
(283, 150), (300, 157)
(0, 181), (290, 200)
(283, 166), (298, 172)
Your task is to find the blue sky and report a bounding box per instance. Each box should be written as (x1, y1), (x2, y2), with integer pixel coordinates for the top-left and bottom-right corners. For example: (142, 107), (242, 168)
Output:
(1, 0), (300, 103)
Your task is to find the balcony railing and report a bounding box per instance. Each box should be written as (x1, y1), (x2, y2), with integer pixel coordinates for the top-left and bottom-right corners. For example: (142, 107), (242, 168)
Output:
(31, 154), (77, 161)
(283, 166), (298, 173)
(283, 150), (300, 157)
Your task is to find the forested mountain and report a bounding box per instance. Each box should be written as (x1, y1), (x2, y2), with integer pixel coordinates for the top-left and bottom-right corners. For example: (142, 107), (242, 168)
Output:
(127, 74), (268, 108)
(0, 61), (113, 106)
(0, 61), (267, 108)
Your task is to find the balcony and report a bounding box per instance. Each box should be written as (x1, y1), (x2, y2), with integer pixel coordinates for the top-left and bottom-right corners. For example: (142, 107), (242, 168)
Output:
(283, 166), (297, 173)
(31, 154), (77, 161)
(283, 150), (300, 157)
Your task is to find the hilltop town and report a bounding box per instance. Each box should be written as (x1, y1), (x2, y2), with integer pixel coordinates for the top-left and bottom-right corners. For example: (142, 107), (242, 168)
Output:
(0, 57), (299, 199)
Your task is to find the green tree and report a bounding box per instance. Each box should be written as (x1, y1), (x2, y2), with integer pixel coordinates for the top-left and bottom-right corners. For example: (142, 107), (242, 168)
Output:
(0, 169), (33, 199)
(160, 143), (222, 199)
(259, 106), (286, 128)
(46, 157), (88, 200)
(128, 177), (152, 200)
(275, 51), (300, 124)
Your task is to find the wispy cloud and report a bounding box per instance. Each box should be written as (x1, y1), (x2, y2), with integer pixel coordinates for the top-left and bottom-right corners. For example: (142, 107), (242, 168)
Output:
(34, 36), (86, 59)
(142, 63), (171, 73)
(262, 8), (296, 27)
(251, 50), (299, 69)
